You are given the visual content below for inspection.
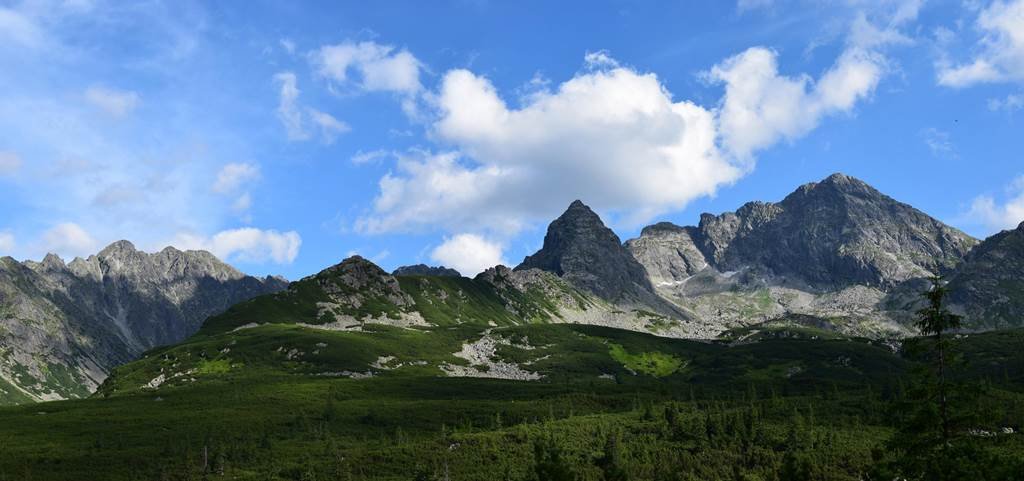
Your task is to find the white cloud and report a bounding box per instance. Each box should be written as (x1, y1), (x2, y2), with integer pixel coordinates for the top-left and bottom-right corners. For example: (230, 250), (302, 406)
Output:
(707, 45), (884, 160)
(0, 151), (23, 176)
(212, 163), (260, 194)
(42, 222), (97, 258)
(84, 86), (140, 117)
(351, 149), (392, 165)
(359, 63), (738, 235)
(965, 177), (1024, 232)
(360, 40), (886, 236)
(313, 40), (422, 94)
(0, 232), (14, 254)
(583, 50), (619, 70)
(273, 72), (309, 141)
(921, 127), (957, 159)
(937, 0), (1024, 87)
(430, 234), (506, 276)
(172, 228), (302, 264)
(988, 92), (1024, 112)
(306, 108), (350, 143)
(274, 72), (348, 143)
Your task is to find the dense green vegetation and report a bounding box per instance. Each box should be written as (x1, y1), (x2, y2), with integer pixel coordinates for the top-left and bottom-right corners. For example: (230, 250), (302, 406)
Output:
(0, 320), (1021, 480)
(1, 272), (1020, 480)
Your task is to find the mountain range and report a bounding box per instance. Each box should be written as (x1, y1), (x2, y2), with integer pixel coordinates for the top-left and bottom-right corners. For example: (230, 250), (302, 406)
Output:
(2, 172), (1022, 405)
(0, 242), (286, 403)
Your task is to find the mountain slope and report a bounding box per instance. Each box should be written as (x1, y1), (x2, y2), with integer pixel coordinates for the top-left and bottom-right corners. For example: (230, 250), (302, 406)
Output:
(200, 256), (700, 338)
(948, 221), (1024, 328)
(626, 173), (978, 336)
(516, 200), (687, 318)
(0, 242), (285, 404)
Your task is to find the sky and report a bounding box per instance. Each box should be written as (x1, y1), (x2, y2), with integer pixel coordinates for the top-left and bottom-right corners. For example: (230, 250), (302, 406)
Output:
(1, 0), (1023, 279)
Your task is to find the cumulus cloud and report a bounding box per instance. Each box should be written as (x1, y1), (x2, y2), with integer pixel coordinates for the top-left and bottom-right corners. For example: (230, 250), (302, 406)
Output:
(42, 222), (97, 258)
(172, 228), (302, 264)
(965, 176), (1024, 232)
(0, 151), (23, 176)
(360, 42), (885, 235)
(707, 45), (883, 160)
(0, 232), (14, 254)
(430, 234), (506, 276)
(313, 40), (422, 94)
(937, 0), (1024, 87)
(84, 86), (140, 117)
(212, 163), (261, 194)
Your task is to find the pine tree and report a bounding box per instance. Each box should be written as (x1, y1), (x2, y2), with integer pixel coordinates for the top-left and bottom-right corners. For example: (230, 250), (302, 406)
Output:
(886, 276), (987, 480)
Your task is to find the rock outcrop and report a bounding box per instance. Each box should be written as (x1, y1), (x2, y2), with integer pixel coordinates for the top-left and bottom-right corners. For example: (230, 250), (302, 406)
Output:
(393, 264), (461, 277)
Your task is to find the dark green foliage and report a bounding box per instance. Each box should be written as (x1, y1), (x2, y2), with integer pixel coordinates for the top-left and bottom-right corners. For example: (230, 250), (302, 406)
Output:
(881, 278), (1023, 481)
(0, 320), (1021, 479)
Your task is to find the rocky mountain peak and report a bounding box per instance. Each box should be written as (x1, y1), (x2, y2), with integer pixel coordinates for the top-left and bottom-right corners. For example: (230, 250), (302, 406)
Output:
(639, 222), (686, 237)
(98, 240), (140, 259)
(516, 200), (665, 307)
(634, 173), (978, 289)
(314, 255), (413, 309)
(41, 253), (66, 270)
(393, 264), (461, 277)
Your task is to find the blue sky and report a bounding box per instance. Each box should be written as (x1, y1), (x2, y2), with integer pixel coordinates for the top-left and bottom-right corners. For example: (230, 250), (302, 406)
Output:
(1, 0), (1022, 279)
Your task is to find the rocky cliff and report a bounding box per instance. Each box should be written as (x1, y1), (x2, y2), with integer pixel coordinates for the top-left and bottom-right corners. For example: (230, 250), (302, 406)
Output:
(626, 173), (978, 336)
(0, 241), (286, 403)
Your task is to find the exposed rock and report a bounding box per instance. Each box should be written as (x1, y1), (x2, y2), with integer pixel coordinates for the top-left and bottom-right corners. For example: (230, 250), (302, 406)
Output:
(0, 241), (286, 403)
(625, 173), (979, 337)
(948, 222), (1024, 328)
(440, 332), (542, 381)
(314, 256), (414, 309)
(695, 173), (976, 288)
(515, 200), (685, 317)
(393, 264), (461, 277)
(625, 222), (709, 286)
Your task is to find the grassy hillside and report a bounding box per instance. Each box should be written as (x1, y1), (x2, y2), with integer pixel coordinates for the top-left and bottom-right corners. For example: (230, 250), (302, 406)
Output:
(0, 321), (1021, 480)
(1, 258), (1021, 480)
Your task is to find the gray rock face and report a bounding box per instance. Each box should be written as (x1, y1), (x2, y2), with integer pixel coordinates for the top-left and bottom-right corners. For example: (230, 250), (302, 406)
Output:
(624, 223), (709, 287)
(393, 264), (461, 277)
(630, 174), (977, 289)
(516, 201), (658, 302)
(703, 174), (976, 287)
(948, 222), (1024, 329)
(515, 201), (688, 319)
(0, 241), (286, 403)
(624, 173), (979, 337)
